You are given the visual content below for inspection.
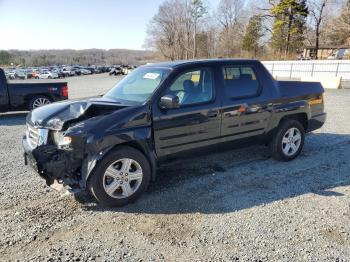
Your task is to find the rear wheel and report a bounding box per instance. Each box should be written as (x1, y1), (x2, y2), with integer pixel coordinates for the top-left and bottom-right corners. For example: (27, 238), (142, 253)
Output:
(29, 96), (52, 110)
(88, 146), (151, 207)
(269, 119), (305, 161)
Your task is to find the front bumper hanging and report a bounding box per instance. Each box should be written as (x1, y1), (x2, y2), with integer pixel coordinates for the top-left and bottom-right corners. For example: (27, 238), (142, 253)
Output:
(22, 135), (83, 191)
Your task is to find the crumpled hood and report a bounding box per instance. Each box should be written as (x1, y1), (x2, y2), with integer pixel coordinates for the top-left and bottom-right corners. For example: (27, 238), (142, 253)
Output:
(27, 97), (127, 130)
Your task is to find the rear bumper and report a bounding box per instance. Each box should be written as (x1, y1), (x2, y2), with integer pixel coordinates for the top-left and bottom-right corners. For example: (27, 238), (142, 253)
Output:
(307, 112), (327, 132)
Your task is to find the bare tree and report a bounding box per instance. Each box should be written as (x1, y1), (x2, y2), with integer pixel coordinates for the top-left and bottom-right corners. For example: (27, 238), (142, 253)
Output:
(215, 0), (245, 57)
(308, 0), (329, 59)
(216, 0), (244, 28)
(146, 0), (186, 60)
(331, 0), (350, 45)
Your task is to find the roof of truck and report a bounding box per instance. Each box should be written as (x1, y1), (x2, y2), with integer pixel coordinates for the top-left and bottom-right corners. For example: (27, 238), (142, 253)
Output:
(144, 58), (260, 69)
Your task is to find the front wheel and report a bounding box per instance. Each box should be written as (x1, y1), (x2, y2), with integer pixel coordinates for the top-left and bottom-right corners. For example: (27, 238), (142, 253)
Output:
(269, 119), (305, 161)
(88, 146), (151, 207)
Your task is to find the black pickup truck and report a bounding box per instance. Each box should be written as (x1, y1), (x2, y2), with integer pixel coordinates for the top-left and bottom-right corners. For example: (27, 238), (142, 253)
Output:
(0, 69), (68, 112)
(22, 59), (326, 207)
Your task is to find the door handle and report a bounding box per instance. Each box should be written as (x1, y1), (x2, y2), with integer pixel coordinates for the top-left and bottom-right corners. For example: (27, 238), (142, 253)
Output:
(238, 104), (261, 114)
(246, 105), (261, 113)
(207, 110), (218, 118)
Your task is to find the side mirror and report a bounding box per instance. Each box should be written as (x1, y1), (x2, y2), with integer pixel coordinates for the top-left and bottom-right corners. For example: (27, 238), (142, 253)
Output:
(159, 95), (180, 109)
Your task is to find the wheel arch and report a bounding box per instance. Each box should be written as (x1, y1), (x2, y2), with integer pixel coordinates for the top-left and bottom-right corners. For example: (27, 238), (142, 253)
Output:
(83, 139), (157, 187)
(268, 115), (306, 161)
(265, 110), (309, 144)
(278, 112), (308, 131)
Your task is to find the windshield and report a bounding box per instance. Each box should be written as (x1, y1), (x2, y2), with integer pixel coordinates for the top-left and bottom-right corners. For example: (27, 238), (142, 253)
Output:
(104, 67), (171, 104)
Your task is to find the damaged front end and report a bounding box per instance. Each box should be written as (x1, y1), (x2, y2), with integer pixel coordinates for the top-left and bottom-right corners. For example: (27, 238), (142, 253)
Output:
(22, 98), (126, 193)
(22, 122), (86, 193)
(24, 143), (83, 191)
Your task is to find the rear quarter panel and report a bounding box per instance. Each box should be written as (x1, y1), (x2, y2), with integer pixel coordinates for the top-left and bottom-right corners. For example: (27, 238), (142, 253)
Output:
(266, 80), (325, 133)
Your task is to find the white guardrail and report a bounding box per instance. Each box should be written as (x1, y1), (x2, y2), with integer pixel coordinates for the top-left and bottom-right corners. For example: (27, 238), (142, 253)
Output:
(262, 60), (350, 81)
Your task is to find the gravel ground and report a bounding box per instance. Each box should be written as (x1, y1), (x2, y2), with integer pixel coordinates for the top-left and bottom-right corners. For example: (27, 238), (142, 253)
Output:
(1, 75), (350, 261)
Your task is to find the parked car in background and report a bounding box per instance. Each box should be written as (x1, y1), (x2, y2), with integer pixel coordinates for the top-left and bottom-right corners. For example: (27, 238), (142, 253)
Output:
(15, 70), (27, 80)
(36, 70), (59, 79)
(80, 68), (92, 75)
(86, 67), (97, 74)
(0, 68), (68, 112)
(95, 66), (106, 73)
(109, 66), (122, 76)
(62, 67), (76, 77)
(101, 66), (111, 73)
(24, 69), (34, 79)
(5, 70), (16, 80)
(30, 69), (39, 79)
(52, 69), (66, 78)
(121, 66), (130, 75)
(22, 59), (326, 207)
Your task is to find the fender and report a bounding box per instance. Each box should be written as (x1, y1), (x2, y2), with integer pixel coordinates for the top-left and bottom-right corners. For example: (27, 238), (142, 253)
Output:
(81, 126), (157, 187)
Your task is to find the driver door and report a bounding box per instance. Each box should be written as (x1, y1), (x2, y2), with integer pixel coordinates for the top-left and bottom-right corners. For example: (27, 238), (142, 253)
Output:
(152, 67), (222, 157)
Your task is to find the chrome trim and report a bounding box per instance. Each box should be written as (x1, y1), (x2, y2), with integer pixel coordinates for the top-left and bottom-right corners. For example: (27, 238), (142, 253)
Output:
(26, 124), (49, 149)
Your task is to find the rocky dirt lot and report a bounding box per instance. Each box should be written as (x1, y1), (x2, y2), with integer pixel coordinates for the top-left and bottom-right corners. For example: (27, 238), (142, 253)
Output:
(0, 75), (350, 261)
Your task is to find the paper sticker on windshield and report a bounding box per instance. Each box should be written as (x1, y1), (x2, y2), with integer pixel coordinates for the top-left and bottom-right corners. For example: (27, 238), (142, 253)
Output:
(143, 73), (160, 80)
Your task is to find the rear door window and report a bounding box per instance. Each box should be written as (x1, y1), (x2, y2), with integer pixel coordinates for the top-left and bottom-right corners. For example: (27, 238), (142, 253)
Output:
(222, 66), (260, 98)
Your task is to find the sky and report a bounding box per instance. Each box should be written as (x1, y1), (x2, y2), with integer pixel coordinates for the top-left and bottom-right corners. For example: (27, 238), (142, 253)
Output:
(0, 0), (222, 51)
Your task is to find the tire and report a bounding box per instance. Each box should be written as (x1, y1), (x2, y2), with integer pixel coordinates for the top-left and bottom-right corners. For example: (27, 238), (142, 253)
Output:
(29, 96), (52, 110)
(88, 146), (151, 207)
(269, 119), (305, 161)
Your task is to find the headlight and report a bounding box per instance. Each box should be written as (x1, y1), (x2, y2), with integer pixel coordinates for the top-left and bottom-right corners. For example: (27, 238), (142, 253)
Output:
(47, 118), (64, 131)
(53, 131), (72, 147)
(59, 136), (72, 146)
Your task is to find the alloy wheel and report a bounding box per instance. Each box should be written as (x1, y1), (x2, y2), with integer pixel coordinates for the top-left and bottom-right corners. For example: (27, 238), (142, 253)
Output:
(32, 97), (51, 109)
(103, 158), (143, 199)
(281, 127), (302, 156)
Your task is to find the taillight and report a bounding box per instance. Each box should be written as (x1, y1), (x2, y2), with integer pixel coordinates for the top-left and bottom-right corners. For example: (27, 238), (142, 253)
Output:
(61, 85), (68, 98)
(308, 94), (323, 106)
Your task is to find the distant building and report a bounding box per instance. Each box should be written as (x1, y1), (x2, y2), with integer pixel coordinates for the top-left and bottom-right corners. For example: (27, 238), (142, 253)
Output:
(302, 46), (350, 60)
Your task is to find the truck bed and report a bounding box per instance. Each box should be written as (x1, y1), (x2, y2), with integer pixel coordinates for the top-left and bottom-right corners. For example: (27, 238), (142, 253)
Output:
(277, 80), (324, 98)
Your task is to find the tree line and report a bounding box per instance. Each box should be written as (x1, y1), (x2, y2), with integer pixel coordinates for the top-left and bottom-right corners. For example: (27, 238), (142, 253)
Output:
(0, 49), (154, 67)
(145, 0), (350, 60)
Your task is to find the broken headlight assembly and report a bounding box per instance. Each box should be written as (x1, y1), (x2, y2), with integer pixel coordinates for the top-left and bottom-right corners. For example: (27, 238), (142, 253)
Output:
(47, 118), (64, 131)
(53, 131), (72, 148)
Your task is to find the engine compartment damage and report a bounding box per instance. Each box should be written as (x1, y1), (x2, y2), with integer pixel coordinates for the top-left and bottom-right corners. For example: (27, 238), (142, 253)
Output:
(27, 97), (127, 131)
